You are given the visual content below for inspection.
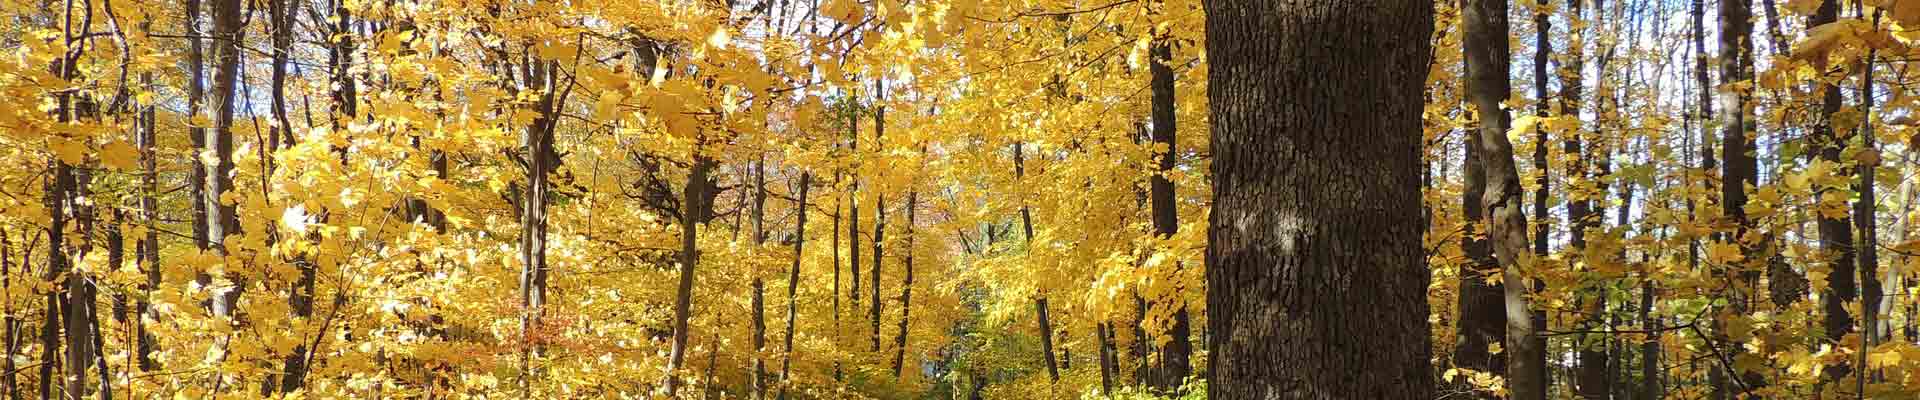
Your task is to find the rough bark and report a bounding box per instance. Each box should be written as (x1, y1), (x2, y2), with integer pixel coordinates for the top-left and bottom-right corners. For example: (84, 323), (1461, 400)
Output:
(1201, 0), (1433, 397)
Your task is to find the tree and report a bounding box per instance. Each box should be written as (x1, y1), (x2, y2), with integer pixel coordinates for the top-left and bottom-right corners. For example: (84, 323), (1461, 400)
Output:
(1145, 2), (1192, 390)
(1201, 0), (1433, 397)
(1461, 0), (1547, 399)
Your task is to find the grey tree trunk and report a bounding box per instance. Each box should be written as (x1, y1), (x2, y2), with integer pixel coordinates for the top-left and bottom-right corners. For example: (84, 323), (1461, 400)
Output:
(1201, 0), (1433, 397)
(1462, 0), (1545, 398)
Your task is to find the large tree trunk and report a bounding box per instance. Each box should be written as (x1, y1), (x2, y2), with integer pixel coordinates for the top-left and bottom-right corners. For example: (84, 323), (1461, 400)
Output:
(1200, 0), (1433, 397)
(1145, 17), (1192, 392)
(1462, 0), (1547, 399)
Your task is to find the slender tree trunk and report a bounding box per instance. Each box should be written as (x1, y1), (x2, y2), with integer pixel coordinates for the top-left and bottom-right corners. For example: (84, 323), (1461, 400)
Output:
(186, 0), (209, 255)
(665, 154), (714, 396)
(516, 54), (560, 395)
(752, 158), (768, 400)
(2, 230), (15, 400)
(135, 56), (160, 375)
(1201, 0), (1433, 397)
(871, 80), (887, 354)
(778, 172), (809, 399)
(1804, 0), (1860, 389)
(1015, 141), (1060, 382)
(1097, 322), (1116, 396)
(849, 107), (862, 329)
(1455, 105), (1506, 398)
(1145, 18), (1191, 392)
(1854, 15), (1882, 389)
(891, 191), (915, 377)
(1718, 0), (1761, 394)
(1463, 0), (1546, 398)
(831, 173), (843, 382)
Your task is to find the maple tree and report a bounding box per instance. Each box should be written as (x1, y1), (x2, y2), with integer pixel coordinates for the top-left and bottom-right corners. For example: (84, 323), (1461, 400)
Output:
(12, 0), (1920, 398)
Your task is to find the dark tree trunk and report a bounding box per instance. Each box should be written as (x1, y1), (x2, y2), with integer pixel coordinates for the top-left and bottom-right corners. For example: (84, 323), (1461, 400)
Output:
(205, 0), (245, 318)
(1016, 141), (1059, 382)
(779, 172), (809, 399)
(665, 154), (714, 396)
(1201, 0), (1433, 397)
(752, 159), (768, 400)
(871, 80), (887, 354)
(1146, 18), (1192, 392)
(186, 0), (209, 255)
(1717, 0), (1762, 394)
(1807, 0), (1858, 388)
(1854, 20), (1882, 391)
(891, 191), (916, 377)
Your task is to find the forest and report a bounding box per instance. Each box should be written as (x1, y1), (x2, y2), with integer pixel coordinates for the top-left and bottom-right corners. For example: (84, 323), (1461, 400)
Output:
(5, 0), (1920, 398)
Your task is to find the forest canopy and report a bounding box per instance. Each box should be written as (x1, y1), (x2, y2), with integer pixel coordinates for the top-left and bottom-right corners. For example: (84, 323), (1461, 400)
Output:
(3, 0), (1920, 398)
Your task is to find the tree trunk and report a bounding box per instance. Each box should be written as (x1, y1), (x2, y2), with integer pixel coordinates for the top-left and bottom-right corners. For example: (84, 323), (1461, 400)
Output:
(891, 191), (915, 377)
(1097, 322), (1117, 396)
(1455, 119), (1506, 398)
(1146, 18), (1192, 392)
(204, 0), (245, 318)
(665, 154), (714, 396)
(871, 80), (887, 354)
(186, 0), (209, 255)
(778, 172), (809, 399)
(1201, 0), (1433, 397)
(136, 54), (161, 375)
(1801, 0), (1859, 389)
(1717, 0), (1762, 394)
(1015, 141), (1060, 382)
(752, 158), (768, 400)
(1463, 0), (1547, 398)
(2, 230), (16, 400)
(1854, 21), (1882, 390)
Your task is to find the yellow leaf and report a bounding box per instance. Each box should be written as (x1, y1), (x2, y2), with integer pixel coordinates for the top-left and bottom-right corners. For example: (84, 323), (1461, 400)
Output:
(48, 137), (85, 165)
(100, 140), (138, 170)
